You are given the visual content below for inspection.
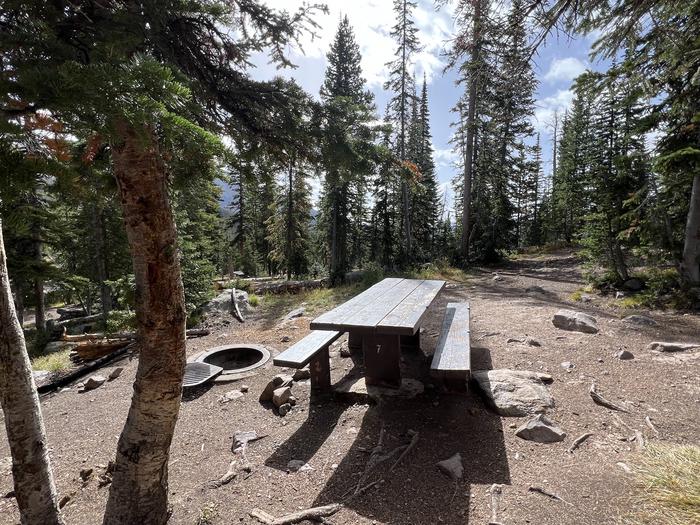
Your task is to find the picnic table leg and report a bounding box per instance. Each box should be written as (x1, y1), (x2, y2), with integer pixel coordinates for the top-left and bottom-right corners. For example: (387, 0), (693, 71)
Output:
(309, 346), (331, 391)
(363, 334), (401, 388)
(400, 331), (420, 352)
(348, 332), (362, 354)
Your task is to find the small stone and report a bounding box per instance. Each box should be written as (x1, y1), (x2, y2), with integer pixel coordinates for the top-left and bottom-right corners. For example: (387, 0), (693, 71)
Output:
(272, 386), (292, 408)
(560, 361), (575, 370)
(552, 310), (598, 334)
(536, 373), (553, 383)
(278, 403), (292, 416)
(507, 338), (524, 344)
(525, 337), (542, 347)
(580, 294), (593, 303)
(292, 368), (311, 381)
(219, 390), (244, 404)
(617, 350), (634, 360)
(622, 315), (657, 327)
(260, 374), (293, 402)
(280, 335), (291, 343)
(79, 468), (93, 482)
(515, 414), (566, 443)
(339, 343), (352, 358)
(284, 307), (305, 320)
(616, 291), (625, 299)
(286, 460), (310, 472)
(492, 274), (503, 282)
(107, 367), (123, 381)
(597, 358), (604, 363)
(240, 385), (249, 393)
(59, 494), (71, 508)
(81, 375), (106, 392)
(288, 396), (297, 406)
(437, 453), (463, 481)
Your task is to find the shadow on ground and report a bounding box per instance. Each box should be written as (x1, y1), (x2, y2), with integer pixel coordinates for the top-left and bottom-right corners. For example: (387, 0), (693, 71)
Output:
(265, 346), (509, 525)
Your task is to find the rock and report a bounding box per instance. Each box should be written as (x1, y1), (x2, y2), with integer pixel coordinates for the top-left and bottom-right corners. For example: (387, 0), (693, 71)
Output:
(515, 414), (566, 443)
(615, 291), (625, 299)
(525, 337), (542, 347)
(292, 368), (311, 381)
(232, 431), (258, 452)
(278, 403), (292, 416)
(240, 385), (249, 393)
(259, 374), (293, 402)
(107, 367), (123, 381)
(617, 350), (634, 360)
(552, 309), (599, 334)
(287, 460), (312, 472)
(560, 361), (575, 370)
(288, 396), (297, 406)
(471, 369), (554, 417)
(280, 335), (291, 343)
(203, 289), (247, 314)
(219, 390), (244, 404)
(79, 468), (93, 482)
(525, 285), (546, 294)
(334, 377), (424, 404)
(81, 375), (106, 392)
(492, 274), (503, 282)
(507, 338), (524, 344)
(647, 341), (700, 353)
(436, 453), (463, 481)
(58, 494), (71, 508)
(272, 386), (292, 407)
(339, 343), (352, 358)
(580, 294), (593, 303)
(284, 307), (305, 320)
(622, 315), (657, 327)
(32, 370), (51, 384)
(536, 373), (553, 383)
(623, 278), (644, 291)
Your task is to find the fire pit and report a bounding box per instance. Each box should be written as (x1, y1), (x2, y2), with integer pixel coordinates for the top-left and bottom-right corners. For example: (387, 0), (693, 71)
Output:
(194, 344), (270, 377)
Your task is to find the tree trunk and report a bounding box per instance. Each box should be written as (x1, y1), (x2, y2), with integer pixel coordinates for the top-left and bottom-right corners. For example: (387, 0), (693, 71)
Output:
(0, 220), (64, 525)
(92, 204), (111, 324)
(286, 157), (294, 281)
(459, 0), (482, 263)
(103, 121), (186, 525)
(681, 173), (700, 286)
(33, 226), (45, 331)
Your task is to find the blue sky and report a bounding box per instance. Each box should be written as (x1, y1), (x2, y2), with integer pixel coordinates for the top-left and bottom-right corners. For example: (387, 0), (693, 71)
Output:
(245, 0), (602, 214)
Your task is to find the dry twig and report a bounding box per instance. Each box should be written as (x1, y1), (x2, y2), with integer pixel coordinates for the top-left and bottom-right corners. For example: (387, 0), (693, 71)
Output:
(645, 415), (659, 436)
(249, 504), (342, 525)
(489, 483), (504, 525)
(528, 486), (571, 505)
(589, 383), (630, 413)
(208, 460), (238, 488)
(568, 432), (593, 453)
(389, 430), (419, 472)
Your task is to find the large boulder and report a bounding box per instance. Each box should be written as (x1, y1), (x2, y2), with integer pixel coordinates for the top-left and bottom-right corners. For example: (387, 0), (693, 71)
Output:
(647, 341), (700, 353)
(203, 289), (249, 314)
(515, 415), (566, 443)
(552, 310), (599, 334)
(471, 369), (555, 417)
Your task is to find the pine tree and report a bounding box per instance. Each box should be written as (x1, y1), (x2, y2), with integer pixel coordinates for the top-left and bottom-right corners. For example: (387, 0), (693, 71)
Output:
(385, 0), (421, 263)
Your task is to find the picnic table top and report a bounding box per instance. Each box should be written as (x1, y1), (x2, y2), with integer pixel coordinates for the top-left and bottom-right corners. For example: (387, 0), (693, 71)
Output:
(310, 277), (445, 336)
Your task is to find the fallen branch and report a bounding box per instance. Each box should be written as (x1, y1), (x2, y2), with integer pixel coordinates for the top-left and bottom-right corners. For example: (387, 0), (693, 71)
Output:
(644, 415), (659, 436)
(568, 432), (593, 453)
(589, 383), (630, 413)
(208, 460), (238, 488)
(249, 504), (342, 525)
(528, 486), (570, 505)
(354, 424), (386, 495)
(61, 328), (209, 342)
(231, 288), (245, 323)
(389, 430), (419, 472)
(633, 430), (645, 451)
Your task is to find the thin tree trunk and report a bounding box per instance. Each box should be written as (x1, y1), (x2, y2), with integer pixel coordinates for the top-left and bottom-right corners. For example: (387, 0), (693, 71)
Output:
(92, 205), (111, 324)
(681, 173), (700, 286)
(33, 223), (45, 331)
(286, 157), (294, 281)
(459, 0), (482, 263)
(0, 220), (64, 525)
(103, 121), (186, 525)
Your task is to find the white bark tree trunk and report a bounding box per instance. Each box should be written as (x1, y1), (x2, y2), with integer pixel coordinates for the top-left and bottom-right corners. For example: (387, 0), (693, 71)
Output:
(681, 172), (700, 286)
(0, 220), (63, 525)
(102, 121), (186, 525)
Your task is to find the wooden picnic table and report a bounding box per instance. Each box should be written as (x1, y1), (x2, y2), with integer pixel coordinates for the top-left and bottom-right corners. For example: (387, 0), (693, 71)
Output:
(310, 277), (445, 388)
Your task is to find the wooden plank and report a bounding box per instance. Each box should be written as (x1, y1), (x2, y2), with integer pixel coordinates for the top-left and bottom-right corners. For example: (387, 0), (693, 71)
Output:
(340, 279), (424, 331)
(363, 333), (401, 388)
(309, 347), (331, 390)
(377, 280), (445, 335)
(273, 330), (341, 367)
(430, 302), (471, 380)
(310, 278), (404, 330)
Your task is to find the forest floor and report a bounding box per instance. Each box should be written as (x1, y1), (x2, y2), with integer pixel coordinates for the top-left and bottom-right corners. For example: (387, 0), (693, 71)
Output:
(1, 250), (699, 525)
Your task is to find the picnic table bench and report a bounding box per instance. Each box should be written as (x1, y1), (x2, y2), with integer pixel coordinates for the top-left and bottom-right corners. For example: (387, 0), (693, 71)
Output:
(273, 277), (471, 390)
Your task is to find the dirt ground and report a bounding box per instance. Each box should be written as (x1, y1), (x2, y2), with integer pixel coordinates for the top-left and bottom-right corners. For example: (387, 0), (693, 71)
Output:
(1, 252), (699, 525)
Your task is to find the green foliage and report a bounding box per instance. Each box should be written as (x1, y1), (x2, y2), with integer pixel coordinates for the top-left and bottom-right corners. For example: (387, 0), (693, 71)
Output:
(361, 262), (385, 288)
(247, 294), (260, 307)
(105, 310), (137, 334)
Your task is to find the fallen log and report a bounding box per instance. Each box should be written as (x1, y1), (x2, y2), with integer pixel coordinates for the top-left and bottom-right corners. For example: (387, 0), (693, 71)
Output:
(62, 328), (210, 342)
(249, 504), (342, 525)
(70, 340), (131, 362)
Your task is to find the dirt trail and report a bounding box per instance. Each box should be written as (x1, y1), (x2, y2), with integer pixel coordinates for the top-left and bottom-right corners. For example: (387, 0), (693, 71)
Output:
(1, 252), (698, 525)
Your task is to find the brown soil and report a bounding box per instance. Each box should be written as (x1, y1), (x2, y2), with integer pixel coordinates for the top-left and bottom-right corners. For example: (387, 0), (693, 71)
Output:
(1, 252), (699, 525)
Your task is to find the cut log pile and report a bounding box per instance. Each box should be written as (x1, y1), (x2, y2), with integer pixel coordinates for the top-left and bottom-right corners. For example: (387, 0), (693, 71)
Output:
(63, 328), (210, 363)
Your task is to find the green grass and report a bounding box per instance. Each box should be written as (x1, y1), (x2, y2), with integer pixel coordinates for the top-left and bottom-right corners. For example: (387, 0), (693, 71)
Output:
(260, 282), (366, 318)
(31, 349), (72, 373)
(621, 443), (700, 525)
(195, 503), (218, 525)
(570, 290), (584, 302)
(247, 293), (260, 307)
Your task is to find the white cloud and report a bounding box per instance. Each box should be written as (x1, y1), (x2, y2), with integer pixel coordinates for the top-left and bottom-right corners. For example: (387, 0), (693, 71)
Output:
(532, 89), (574, 135)
(253, 0), (452, 91)
(544, 57), (587, 83)
(433, 146), (458, 168)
